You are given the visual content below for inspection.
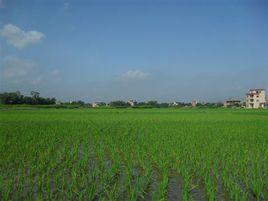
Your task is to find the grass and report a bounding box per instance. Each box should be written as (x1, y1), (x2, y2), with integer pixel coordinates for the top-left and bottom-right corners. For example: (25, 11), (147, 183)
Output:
(0, 108), (268, 200)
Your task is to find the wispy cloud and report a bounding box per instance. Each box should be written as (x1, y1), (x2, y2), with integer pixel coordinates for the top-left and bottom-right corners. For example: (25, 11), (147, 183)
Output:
(51, 69), (60, 76)
(0, 24), (45, 49)
(121, 70), (149, 81)
(30, 76), (44, 86)
(1, 57), (62, 88)
(2, 57), (38, 79)
(63, 2), (70, 11)
(0, 0), (4, 8)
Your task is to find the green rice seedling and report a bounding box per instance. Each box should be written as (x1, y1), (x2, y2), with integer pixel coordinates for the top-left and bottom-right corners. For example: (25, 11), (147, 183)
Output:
(1, 108), (268, 200)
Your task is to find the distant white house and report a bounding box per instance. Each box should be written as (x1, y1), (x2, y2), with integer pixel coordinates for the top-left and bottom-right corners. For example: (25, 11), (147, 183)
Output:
(127, 99), (137, 107)
(92, 102), (99, 108)
(169, 102), (179, 107)
(92, 102), (106, 108)
(224, 99), (241, 108)
(245, 89), (266, 109)
(56, 100), (62, 105)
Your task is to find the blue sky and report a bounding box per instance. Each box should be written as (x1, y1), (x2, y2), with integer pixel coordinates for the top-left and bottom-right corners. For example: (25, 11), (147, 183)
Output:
(1, 0), (268, 102)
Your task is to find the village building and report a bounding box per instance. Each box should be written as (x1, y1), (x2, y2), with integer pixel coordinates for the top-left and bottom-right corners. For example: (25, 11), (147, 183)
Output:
(192, 100), (198, 107)
(224, 99), (242, 108)
(127, 99), (137, 107)
(92, 102), (99, 108)
(56, 100), (62, 105)
(92, 102), (106, 108)
(169, 102), (179, 107)
(245, 89), (266, 109)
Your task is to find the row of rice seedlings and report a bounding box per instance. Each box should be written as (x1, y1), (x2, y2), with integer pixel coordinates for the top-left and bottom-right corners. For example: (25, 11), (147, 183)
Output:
(1, 108), (268, 200)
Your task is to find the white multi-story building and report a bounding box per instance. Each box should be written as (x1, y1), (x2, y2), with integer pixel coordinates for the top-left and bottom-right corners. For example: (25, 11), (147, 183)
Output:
(245, 89), (266, 109)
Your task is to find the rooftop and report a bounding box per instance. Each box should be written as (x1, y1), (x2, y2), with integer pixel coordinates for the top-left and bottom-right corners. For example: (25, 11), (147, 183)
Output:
(225, 99), (241, 102)
(249, 89), (265, 91)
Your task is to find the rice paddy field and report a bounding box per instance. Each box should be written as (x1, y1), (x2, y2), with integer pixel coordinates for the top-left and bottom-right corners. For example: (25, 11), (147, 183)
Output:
(0, 108), (268, 201)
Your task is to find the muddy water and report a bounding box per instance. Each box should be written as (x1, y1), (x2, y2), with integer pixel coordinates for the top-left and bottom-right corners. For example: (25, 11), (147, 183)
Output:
(216, 176), (231, 201)
(167, 171), (183, 201)
(143, 170), (159, 201)
(190, 187), (207, 201)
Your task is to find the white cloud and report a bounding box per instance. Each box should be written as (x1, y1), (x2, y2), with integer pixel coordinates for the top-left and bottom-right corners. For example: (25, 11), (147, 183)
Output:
(121, 70), (149, 81)
(0, 24), (45, 49)
(2, 57), (38, 79)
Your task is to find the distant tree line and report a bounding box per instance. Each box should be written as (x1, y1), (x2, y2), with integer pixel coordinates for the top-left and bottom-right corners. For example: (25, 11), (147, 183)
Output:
(196, 102), (224, 108)
(0, 91), (56, 105)
(0, 91), (225, 108)
(109, 101), (130, 107)
(107, 100), (224, 108)
(107, 100), (168, 108)
(135, 101), (169, 108)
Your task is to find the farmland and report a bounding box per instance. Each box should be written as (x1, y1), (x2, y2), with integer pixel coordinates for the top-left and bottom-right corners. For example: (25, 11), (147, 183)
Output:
(0, 108), (268, 201)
